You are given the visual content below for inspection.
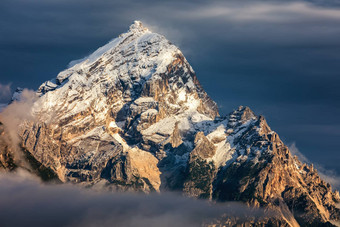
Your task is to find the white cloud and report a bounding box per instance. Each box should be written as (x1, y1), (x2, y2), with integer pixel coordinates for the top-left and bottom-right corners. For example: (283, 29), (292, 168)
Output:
(179, 2), (340, 22)
(0, 89), (37, 163)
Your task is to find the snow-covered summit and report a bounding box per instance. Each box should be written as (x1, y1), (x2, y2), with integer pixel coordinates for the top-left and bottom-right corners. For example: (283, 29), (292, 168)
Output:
(35, 20), (217, 123)
(128, 20), (149, 33)
(38, 20), (183, 93)
(65, 20), (152, 70)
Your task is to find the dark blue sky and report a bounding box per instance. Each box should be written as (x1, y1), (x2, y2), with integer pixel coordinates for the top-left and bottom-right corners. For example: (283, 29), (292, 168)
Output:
(1, 0), (339, 184)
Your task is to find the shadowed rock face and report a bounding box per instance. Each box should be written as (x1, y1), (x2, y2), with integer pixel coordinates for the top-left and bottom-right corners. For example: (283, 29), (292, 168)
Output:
(1, 21), (339, 226)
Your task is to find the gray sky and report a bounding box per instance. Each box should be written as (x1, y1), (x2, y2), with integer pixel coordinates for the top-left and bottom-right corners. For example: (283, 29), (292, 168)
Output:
(0, 0), (339, 178)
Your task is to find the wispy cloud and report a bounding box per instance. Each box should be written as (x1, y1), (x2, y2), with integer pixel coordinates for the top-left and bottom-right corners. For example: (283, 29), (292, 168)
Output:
(0, 83), (11, 103)
(289, 142), (310, 164)
(289, 142), (340, 189)
(0, 89), (37, 163)
(180, 2), (340, 22)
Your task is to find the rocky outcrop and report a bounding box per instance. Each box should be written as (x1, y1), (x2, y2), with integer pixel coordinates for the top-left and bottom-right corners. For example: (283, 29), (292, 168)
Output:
(183, 132), (216, 199)
(192, 131), (216, 159)
(1, 21), (338, 226)
(100, 148), (161, 192)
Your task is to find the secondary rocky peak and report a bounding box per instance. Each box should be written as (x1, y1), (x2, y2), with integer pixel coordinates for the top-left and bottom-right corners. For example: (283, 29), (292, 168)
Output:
(227, 106), (256, 128)
(239, 106), (255, 121)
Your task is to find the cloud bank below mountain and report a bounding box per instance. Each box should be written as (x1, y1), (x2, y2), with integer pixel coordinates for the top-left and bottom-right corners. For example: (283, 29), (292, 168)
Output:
(0, 170), (273, 227)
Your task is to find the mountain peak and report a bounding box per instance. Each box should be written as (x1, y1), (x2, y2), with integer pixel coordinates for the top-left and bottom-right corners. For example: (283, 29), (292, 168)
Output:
(128, 20), (149, 33)
(36, 19), (219, 127)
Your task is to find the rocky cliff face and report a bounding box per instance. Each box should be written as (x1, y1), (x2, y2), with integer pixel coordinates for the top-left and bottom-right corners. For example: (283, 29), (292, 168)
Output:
(1, 21), (339, 226)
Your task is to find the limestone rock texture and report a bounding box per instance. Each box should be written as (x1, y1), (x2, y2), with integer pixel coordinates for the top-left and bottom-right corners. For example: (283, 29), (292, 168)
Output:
(0, 21), (339, 226)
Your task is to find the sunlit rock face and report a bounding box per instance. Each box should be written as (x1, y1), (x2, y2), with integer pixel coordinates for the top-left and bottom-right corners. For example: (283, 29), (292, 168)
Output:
(1, 21), (338, 226)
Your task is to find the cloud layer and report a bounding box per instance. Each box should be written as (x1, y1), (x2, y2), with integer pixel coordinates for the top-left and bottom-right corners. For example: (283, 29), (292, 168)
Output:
(0, 171), (271, 227)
